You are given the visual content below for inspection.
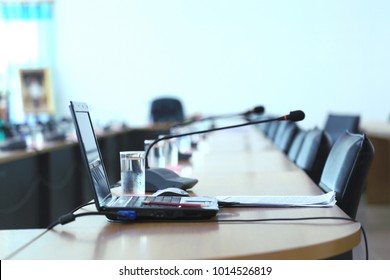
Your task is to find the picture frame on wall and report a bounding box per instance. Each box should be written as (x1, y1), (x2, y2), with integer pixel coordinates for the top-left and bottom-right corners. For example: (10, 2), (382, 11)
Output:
(0, 92), (8, 121)
(19, 68), (55, 114)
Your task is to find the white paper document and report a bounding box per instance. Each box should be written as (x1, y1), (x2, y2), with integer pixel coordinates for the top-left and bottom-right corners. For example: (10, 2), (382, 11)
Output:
(216, 191), (336, 207)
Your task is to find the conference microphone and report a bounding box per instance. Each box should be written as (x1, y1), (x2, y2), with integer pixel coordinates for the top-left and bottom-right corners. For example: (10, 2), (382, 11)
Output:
(171, 105), (265, 128)
(242, 105), (266, 118)
(145, 110), (305, 191)
(278, 110), (305, 122)
(211, 105), (265, 120)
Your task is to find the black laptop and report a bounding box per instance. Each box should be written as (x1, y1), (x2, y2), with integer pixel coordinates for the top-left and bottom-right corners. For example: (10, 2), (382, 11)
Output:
(69, 101), (219, 221)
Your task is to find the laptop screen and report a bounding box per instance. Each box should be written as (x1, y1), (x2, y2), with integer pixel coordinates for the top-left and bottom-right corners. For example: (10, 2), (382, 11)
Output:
(71, 103), (112, 206)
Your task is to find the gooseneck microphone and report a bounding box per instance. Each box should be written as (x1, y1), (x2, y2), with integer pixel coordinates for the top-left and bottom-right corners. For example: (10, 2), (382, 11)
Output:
(145, 110), (304, 191)
(213, 105), (265, 120)
(279, 110), (305, 122)
(171, 105), (265, 128)
(147, 110), (305, 169)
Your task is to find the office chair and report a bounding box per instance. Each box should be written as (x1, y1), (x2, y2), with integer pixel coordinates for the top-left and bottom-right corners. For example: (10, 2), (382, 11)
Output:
(324, 114), (360, 144)
(273, 122), (289, 142)
(287, 129), (306, 162)
(319, 131), (374, 260)
(150, 97), (185, 123)
(2, 122), (16, 138)
(295, 128), (332, 184)
(274, 122), (298, 153)
(0, 122), (28, 151)
(318, 131), (374, 219)
(255, 115), (272, 135)
(266, 121), (280, 141)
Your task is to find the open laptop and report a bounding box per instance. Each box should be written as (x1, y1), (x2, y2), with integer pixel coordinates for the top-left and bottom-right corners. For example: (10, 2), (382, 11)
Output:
(69, 101), (219, 221)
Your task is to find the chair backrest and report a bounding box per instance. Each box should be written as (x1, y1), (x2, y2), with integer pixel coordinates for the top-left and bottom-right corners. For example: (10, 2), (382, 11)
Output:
(256, 115), (272, 135)
(2, 122), (16, 138)
(274, 122), (298, 153)
(295, 128), (332, 184)
(287, 129), (306, 162)
(324, 114), (360, 144)
(319, 131), (374, 219)
(150, 97), (184, 123)
(266, 121), (280, 141)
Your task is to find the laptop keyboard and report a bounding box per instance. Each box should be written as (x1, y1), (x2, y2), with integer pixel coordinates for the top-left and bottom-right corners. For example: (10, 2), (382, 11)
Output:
(111, 196), (182, 208)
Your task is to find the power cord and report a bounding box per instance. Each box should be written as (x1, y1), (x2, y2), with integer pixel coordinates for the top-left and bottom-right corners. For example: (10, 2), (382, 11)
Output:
(46, 201), (94, 230)
(46, 205), (369, 260)
(47, 211), (114, 230)
(71, 201), (94, 212)
(46, 201), (134, 230)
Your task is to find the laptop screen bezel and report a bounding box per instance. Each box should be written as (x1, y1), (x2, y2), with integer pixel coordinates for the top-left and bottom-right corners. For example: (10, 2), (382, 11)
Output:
(69, 101), (113, 209)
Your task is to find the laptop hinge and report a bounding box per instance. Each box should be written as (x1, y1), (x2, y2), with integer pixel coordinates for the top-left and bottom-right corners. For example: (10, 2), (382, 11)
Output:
(102, 195), (117, 207)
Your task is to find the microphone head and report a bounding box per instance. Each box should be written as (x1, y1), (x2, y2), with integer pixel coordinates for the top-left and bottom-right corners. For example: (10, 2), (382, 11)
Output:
(287, 110), (305, 122)
(252, 106), (265, 114)
(243, 105), (265, 116)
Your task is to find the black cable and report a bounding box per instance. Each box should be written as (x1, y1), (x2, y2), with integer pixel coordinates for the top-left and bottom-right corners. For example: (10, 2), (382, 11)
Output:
(45, 198), (369, 260)
(46, 211), (369, 260)
(47, 211), (124, 230)
(46, 201), (95, 230)
(71, 201), (94, 213)
(360, 224), (369, 260)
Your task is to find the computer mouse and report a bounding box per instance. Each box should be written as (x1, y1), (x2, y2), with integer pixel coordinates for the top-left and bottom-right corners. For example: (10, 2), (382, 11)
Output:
(152, 187), (190, 197)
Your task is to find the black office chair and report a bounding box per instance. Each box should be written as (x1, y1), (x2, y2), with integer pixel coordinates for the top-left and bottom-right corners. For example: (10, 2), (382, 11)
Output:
(273, 121), (289, 142)
(0, 122), (28, 151)
(324, 114), (360, 144)
(2, 121), (16, 138)
(150, 97), (185, 123)
(256, 115), (272, 135)
(274, 122), (298, 153)
(287, 129), (307, 162)
(266, 121), (280, 141)
(319, 131), (374, 260)
(295, 128), (332, 184)
(318, 131), (374, 219)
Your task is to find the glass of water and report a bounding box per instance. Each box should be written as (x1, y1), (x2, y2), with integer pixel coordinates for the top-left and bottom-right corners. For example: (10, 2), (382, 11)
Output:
(120, 151), (145, 195)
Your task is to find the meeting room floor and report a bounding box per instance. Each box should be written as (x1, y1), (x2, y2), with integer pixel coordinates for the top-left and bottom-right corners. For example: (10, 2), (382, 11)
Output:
(353, 194), (390, 260)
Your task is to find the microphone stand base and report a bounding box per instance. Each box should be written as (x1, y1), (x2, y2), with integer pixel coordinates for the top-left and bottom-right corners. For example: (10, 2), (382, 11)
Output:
(145, 168), (198, 192)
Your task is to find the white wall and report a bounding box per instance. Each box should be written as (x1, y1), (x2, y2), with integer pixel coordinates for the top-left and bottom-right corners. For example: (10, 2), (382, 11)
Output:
(53, 0), (390, 128)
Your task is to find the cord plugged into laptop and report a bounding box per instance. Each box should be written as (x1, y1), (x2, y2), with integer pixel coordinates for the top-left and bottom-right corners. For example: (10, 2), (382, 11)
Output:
(116, 210), (136, 220)
(58, 213), (76, 225)
(58, 210), (136, 224)
(45, 200), (368, 260)
(47, 201), (136, 229)
(47, 211), (135, 230)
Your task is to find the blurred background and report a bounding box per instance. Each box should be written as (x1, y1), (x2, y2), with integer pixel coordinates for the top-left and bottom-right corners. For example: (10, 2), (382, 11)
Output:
(1, 0), (389, 129)
(0, 0), (389, 259)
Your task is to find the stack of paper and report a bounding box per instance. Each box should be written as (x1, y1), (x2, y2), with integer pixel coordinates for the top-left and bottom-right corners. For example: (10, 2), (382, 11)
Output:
(216, 191), (336, 207)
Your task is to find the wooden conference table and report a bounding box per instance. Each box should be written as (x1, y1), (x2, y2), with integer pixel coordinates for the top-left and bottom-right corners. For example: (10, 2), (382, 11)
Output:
(361, 121), (390, 204)
(1, 127), (361, 260)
